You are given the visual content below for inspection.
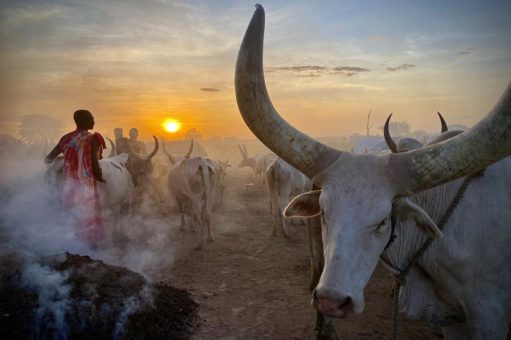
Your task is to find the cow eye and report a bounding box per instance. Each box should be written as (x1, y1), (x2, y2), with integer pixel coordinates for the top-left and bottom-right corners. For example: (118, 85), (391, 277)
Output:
(374, 219), (387, 232)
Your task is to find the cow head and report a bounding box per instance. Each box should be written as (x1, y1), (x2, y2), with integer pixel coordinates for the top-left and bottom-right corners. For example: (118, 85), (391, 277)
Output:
(383, 112), (448, 153)
(219, 160), (231, 172)
(235, 5), (511, 318)
(124, 136), (159, 186)
(162, 138), (193, 166)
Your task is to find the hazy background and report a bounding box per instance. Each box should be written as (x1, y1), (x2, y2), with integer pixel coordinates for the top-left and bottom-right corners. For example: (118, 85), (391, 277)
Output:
(1, 0), (510, 142)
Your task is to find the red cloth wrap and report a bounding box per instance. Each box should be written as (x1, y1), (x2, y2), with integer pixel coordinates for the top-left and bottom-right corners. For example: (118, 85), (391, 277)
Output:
(58, 129), (105, 246)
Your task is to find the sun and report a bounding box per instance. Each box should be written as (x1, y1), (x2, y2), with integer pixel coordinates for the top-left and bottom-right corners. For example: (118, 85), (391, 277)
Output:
(162, 118), (182, 133)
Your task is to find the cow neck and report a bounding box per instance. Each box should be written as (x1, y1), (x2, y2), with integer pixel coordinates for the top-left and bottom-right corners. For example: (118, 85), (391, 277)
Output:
(380, 171), (480, 280)
(379, 172), (481, 340)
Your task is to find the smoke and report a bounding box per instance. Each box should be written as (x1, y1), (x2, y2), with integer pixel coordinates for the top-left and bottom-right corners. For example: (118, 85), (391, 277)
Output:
(0, 160), (90, 258)
(21, 263), (72, 339)
(0, 155), (178, 336)
(113, 285), (153, 338)
(0, 156), (177, 274)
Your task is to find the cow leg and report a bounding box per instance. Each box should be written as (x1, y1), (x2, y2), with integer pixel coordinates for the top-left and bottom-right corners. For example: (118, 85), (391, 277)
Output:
(206, 214), (213, 243)
(270, 198), (279, 237)
(194, 216), (204, 250)
(177, 200), (186, 232)
(271, 206), (278, 237)
(279, 206), (289, 238)
(315, 312), (338, 340)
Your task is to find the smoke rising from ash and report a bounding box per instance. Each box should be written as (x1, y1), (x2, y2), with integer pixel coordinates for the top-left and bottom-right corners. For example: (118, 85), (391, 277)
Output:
(21, 263), (72, 339)
(0, 157), (179, 336)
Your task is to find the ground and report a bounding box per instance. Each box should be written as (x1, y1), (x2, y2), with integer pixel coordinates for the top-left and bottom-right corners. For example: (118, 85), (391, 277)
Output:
(164, 168), (441, 339)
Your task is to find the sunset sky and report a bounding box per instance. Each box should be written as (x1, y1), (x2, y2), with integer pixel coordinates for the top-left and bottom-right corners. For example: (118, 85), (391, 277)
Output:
(1, 0), (510, 141)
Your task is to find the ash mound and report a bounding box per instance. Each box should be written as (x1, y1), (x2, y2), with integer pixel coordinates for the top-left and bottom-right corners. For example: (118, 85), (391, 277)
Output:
(0, 253), (198, 339)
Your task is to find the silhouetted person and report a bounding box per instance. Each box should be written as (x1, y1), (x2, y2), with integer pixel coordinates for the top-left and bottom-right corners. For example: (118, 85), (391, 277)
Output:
(129, 127), (147, 156)
(114, 127), (131, 155)
(45, 109), (106, 248)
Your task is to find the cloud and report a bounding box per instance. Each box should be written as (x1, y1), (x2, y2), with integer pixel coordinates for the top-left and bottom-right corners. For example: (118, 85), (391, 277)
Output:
(332, 66), (370, 73)
(457, 48), (473, 56)
(269, 66), (327, 72)
(267, 65), (370, 77)
(200, 87), (220, 92)
(386, 64), (417, 72)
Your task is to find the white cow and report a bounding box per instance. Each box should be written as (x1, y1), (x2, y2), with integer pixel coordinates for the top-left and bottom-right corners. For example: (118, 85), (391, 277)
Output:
(353, 112), (448, 155)
(161, 137), (194, 167)
(45, 135), (159, 237)
(168, 156), (217, 250)
(351, 137), (388, 154)
(235, 5), (511, 339)
(238, 144), (275, 185)
(45, 153), (134, 239)
(205, 158), (229, 210)
(266, 158), (312, 237)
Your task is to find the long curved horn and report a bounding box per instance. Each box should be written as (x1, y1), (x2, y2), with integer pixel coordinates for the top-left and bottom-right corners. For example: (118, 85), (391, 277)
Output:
(389, 82), (511, 194)
(106, 137), (116, 158)
(146, 135), (159, 159)
(184, 139), (193, 159)
(123, 138), (142, 160)
(437, 112), (448, 132)
(235, 5), (340, 179)
(161, 137), (176, 165)
(383, 113), (398, 153)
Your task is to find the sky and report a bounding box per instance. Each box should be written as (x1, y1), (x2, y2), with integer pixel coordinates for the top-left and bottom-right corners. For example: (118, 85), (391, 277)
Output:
(1, 0), (510, 141)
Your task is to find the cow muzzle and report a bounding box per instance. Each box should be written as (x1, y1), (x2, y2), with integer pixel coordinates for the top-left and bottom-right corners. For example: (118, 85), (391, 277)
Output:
(312, 288), (354, 318)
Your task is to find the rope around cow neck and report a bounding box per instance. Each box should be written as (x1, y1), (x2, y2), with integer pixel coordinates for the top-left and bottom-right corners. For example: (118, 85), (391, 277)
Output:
(389, 172), (481, 340)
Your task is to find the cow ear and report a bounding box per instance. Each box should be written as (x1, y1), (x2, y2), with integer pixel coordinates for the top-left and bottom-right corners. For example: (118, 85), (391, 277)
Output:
(392, 197), (443, 239)
(283, 190), (321, 218)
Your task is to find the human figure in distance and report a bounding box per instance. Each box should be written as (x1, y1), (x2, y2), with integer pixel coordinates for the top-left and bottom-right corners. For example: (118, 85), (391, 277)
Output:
(129, 127), (147, 156)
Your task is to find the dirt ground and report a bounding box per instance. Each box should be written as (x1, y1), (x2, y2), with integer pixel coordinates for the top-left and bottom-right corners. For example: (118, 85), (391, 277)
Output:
(163, 168), (442, 340)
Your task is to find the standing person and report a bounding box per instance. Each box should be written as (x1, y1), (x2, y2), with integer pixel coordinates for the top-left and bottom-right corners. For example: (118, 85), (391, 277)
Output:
(45, 109), (107, 248)
(129, 127), (147, 156)
(114, 127), (131, 155)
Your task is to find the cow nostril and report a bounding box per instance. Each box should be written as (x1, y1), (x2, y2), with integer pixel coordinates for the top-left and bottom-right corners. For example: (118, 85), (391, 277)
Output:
(339, 296), (351, 307)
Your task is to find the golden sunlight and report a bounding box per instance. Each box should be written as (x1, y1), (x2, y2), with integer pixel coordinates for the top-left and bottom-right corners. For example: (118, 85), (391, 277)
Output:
(162, 118), (182, 133)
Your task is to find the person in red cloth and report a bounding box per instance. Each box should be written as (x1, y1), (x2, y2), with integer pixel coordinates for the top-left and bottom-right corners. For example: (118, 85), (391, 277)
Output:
(45, 109), (107, 248)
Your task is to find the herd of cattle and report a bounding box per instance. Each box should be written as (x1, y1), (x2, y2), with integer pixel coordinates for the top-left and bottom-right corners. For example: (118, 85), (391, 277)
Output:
(42, 4), (511, 339)
(233, 5), (511, 340)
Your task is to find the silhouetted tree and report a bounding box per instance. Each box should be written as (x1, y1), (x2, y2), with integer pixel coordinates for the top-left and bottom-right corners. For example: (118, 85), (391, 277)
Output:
(366, 110), (373, 136)
(18, 114), (63, 145)
(379, 120), (411, 137)
(183, 128), (202, 140)
(0, 134), (25, 156)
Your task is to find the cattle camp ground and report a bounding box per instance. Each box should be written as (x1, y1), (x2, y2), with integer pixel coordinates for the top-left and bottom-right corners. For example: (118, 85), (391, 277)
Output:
(1, 136), (443, 339)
